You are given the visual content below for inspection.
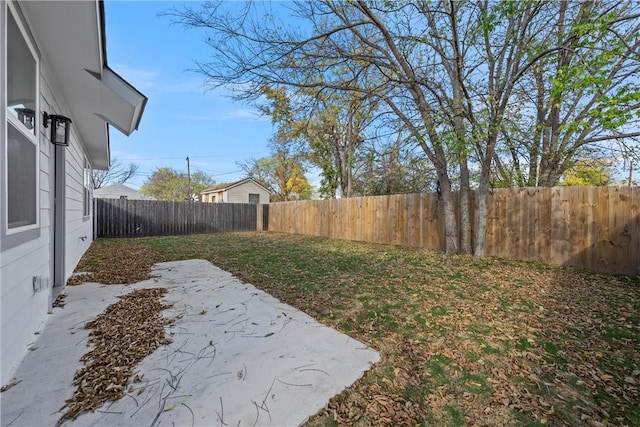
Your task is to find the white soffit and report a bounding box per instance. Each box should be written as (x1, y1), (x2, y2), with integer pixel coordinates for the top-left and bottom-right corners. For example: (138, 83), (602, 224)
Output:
(88, 67), (147, 136)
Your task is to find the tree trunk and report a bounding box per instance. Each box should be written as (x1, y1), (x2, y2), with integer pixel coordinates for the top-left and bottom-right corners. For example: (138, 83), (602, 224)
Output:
(474, 127), (498, 258)
(345, 143), (353, 198)
(439, 173), (459, 254)
(459, 157), (472, 254)
(345, 110), (353, 198)
(474, 166), (491, 259)
(451, 89), (472, 254)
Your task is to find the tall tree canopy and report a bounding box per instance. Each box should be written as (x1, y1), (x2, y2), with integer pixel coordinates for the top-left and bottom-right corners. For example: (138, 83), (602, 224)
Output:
(140, 167), (214, 201)
(169, 0), (640, 256)
(238, 154), (313, 201)
(242, 86), (314, 201)
(560, 159), (613, 187)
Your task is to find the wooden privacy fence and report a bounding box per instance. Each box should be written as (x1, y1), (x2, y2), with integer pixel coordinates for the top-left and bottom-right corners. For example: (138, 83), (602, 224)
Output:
(268, 186), (640, 277)
(95, 199), (263, 238)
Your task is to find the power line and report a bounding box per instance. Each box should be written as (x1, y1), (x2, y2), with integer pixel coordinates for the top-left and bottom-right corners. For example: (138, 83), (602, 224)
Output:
(112, 169), (244, 179)
(212, 169), (242, 176)
(115, 154), (233, 161)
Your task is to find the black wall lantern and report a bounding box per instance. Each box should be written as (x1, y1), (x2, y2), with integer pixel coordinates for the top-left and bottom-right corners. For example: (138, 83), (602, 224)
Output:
(43, 112), (72, 146)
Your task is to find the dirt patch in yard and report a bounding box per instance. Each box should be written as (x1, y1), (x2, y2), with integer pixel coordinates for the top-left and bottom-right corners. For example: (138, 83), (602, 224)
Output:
(70, 233), (640, 426)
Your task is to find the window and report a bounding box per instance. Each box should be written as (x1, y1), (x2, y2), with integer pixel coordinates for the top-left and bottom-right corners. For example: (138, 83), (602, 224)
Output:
(7, 125), (37, 228)
(5, 6), (39, 232)
(248, 193), (260, 204)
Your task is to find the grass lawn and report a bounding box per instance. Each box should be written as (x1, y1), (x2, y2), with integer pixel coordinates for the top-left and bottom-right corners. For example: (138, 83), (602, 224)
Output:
(69, 232), (640, 426)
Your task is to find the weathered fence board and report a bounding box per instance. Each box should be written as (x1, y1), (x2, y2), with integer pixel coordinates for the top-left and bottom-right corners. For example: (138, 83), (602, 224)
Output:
(268, 187), (639, 277)
(96, 188), (638, 276)
(95, 199), (260, 238)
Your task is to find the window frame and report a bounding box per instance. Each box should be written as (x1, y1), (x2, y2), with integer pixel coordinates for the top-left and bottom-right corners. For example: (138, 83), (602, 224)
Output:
(4, 2), (40, 236)
(248, 193), (260, 204)
(83, 157), (92, 219)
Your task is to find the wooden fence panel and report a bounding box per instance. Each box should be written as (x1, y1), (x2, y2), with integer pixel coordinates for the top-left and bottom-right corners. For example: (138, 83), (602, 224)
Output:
(267, 187), (639, 276)
(96, 188), (638, 276)
(95, 199), (259, 238)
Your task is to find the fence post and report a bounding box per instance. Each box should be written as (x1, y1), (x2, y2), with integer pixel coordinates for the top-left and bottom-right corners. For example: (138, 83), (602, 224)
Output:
(263, 204), (269, 231)
(256, 204), (263, 231)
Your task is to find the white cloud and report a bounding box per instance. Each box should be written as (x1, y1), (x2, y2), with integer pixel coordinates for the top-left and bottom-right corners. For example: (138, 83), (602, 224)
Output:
(159, 78), (207, 94)
(184, 109), (269, 122)
(110, 64), (157, 90)
(110, 65), (208, 95)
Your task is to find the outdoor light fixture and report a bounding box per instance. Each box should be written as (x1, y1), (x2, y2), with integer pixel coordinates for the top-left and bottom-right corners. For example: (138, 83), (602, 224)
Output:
(43, 112), (72, 146)
(16, 108), (36, 130)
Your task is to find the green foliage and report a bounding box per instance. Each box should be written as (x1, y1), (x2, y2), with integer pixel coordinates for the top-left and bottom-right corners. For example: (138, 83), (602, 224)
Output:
(172, 0), (640, 258)
(560, 159), (612, 186)
(239, 154), (312, 201)
(140, 167), (214, 201)
(245, 86), (314, 201)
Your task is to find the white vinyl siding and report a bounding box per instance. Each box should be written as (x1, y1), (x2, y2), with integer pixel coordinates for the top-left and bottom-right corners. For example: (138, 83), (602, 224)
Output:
(63, 128), (92, 278)
(1, 6), (52, 381)
(1, 75), (92, 386)
(1, 4), (92, 384)
(226, 181), (271, 204)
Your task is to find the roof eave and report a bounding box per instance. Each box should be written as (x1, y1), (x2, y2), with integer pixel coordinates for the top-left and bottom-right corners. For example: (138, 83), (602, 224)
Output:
(19, 0), (147, 169)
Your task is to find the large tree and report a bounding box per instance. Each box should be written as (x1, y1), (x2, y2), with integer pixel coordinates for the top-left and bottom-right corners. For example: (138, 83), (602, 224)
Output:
(247, 86), (313, 201)
(261, 85), (377, 199)
(492, 1), (640, 188)
(140, 167), (214, 201)
(169, 0), (640, 256)
(305, 89), (378, 199)
(354, 135), (437, 196)
(169, 1), (465, 252)
(238, 154), (312, 201)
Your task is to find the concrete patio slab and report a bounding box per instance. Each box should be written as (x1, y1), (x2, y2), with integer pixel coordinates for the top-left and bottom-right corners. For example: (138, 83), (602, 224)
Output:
(1, 259), (379, 427)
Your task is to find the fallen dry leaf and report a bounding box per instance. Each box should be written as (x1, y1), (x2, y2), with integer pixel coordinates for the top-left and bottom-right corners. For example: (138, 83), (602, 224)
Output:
(57, 288), (173, 425)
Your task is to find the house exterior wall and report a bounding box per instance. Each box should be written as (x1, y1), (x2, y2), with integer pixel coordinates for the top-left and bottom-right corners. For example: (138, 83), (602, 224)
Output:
(202, 192), (219, 203)
(1, 2), (92, 385)
(226, 181), (270, 204)
(209, 191), (224, 203)
(61, 124), (92, 280)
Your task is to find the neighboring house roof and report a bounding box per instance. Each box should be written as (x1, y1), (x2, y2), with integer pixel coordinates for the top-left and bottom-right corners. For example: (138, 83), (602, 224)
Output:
(19, 1), (147, 170)
(201, 178), (272, 194)
(94, 184), (156, 200)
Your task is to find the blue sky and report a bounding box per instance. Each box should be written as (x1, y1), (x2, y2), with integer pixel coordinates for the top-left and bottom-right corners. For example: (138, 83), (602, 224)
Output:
(105, 1), (275, 189)
(105, 1), (637, 188)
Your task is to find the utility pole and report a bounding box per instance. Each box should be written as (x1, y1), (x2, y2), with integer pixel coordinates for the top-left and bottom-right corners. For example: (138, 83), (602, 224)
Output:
(186, 156), (191, 201)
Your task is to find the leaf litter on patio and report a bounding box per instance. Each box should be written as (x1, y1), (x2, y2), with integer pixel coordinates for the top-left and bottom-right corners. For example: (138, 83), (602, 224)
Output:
(57, 288), (173, 425)
(69, 232), (640, 426)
